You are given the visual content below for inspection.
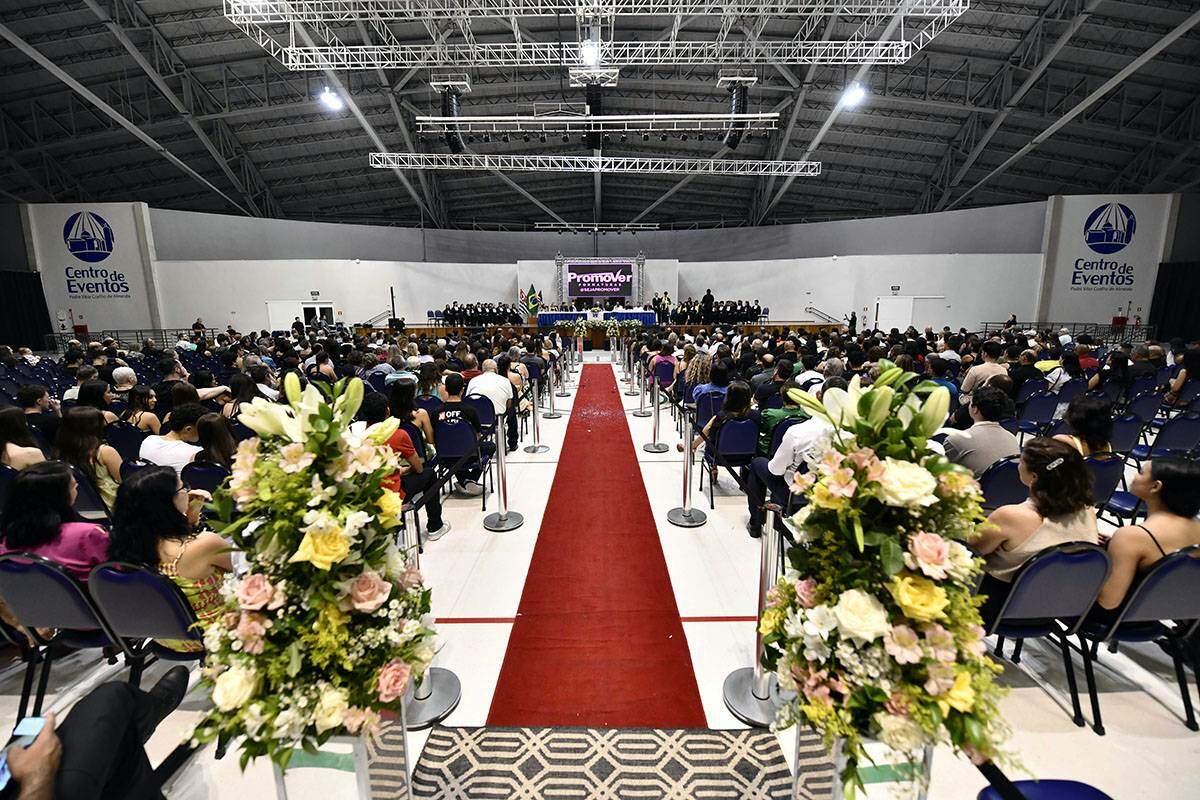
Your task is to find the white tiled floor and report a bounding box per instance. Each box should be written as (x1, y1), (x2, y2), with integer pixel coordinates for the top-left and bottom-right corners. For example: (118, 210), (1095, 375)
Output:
(3, 355), (1198, 798)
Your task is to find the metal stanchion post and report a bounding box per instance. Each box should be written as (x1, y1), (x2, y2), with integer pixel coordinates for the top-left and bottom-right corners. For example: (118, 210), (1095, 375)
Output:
(523, 377), (549, 453)
(556, 354), (571, 397)
(631, 360), (651, 417)
(643, 380), (668, 453)
(610, 336), (618, 363)
(722, 505), (786, 727)
(624, 340), (639, 395)
(403, 515), (461, 730)
(484, 415), (524, 532)
(667, 431), (707, 527)
(543, 366), (562, 419)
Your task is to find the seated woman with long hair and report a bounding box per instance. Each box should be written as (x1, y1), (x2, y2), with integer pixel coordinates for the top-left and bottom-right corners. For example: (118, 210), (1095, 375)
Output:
(120, 384), (160, 435)
(0, 461), (108, 580)
(679, 380), (758, 485)
(196, 413), (237, 469)
(76, 380), (119, 425)
(1054, 394), (1112, 456)
(973, 437), (1100, 624)
(106, 466), (230, 652)
(54, 406), (122, 512)
(0, 407), (45, 470)
(222, 373), (260, 420)
(1088, 458), (1200, 627)
(388, 380), (435, 454)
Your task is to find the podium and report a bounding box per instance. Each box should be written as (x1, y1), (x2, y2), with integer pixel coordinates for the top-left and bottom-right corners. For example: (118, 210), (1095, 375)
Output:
(589, 327), (607, 350)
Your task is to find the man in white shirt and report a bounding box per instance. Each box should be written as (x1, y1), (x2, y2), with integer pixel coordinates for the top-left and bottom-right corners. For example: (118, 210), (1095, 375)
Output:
(466, 360), (514, 416)
(744, 376), (842, 538)
(139, 403), (204, 474)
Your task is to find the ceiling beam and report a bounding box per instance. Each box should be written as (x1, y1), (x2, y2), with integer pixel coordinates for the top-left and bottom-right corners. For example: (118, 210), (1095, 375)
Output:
(947, 6), (1200, 209)
(0, 19), (251, 214)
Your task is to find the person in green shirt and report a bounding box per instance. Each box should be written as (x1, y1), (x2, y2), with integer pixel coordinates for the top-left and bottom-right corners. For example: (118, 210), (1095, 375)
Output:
(757, 377), (809, 456)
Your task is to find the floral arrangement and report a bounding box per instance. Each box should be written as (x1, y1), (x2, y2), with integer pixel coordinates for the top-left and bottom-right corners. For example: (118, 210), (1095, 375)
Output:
(759, 362), (1010, 794)
(191, 374), (438, 769)
(551, 318), (643, 338)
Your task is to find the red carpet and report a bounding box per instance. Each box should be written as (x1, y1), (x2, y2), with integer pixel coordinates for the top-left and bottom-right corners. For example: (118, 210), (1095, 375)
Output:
(487, 364), (707, 728)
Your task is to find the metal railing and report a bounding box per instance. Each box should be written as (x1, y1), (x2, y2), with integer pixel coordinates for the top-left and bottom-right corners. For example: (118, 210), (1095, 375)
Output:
(44, 328), (205, 354)
(980, 321), (1155, 347)
(804, 305), (842, 324)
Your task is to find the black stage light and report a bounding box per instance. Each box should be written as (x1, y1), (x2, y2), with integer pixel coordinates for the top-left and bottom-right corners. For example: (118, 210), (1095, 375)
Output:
(523, 134), (530, 142)
(562, 133), (570, 142)
(620, 133), (627, 142)
(660, 133), (668, 142)
(502, 134), (510, 142)
(539, 134), (547, 143)
(483, 133), (491, 142)
(642, 132), (649, 141)
(680, 133), (688, 141)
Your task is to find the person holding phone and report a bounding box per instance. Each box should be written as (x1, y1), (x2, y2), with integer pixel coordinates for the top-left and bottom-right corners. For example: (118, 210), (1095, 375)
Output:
(1, 665), (189, 799)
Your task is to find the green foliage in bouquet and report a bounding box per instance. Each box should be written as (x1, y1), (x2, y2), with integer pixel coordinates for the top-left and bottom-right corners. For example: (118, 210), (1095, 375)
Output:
(191, 374), (438, 770)
(759, 361), (1011, 795)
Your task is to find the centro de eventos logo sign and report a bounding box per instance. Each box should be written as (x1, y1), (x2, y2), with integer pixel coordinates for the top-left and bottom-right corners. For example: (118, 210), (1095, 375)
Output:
(63, 210), (114, 263)
(1083, 202), (1135, 255)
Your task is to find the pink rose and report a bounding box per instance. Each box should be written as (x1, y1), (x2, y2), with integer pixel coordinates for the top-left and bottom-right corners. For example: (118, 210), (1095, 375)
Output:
(341, 707), (381, 735)
(794, 578), (818, 609)
(340, 570), (392, 613)
(235, 612), (271, 655)
(377, 660), (411, 703)
(907, 532), (951, 579)
(237, 574), (274, 611)
(400, 565), (424, 591)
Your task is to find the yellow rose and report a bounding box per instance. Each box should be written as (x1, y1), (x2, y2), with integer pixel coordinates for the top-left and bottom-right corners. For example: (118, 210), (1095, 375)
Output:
(289, 527), (350, 570)
(759, 606), (786, 636)
(938, 671), (976, 715)
(377, 489), (404, 529)
(888, 574), (949, 623)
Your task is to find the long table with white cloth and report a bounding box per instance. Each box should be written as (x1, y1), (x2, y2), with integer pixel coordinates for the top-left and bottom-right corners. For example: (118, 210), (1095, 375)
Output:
(536, 311), (656, 326)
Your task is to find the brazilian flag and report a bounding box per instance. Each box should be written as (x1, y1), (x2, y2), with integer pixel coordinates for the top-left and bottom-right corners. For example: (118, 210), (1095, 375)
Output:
(521, 284), (543, 316)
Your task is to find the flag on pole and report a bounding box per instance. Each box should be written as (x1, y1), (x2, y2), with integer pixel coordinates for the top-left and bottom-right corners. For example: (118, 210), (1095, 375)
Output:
(520, 284), (543, 316)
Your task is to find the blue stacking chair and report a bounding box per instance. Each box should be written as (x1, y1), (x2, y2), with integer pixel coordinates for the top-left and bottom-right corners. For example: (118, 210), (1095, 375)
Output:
(0, 554), (122, 715)
(119, 458), (155, 481)
(367, 372), (388, 394)
(1057, 378), (1088, 405)
(181, 461), (231, 494)
(1128, 412), (1200, 465)
(1091, 380), (1124, 406)
(1084, 453), (1124, 509)
(978, 781), (1112, 800)
(702, 418), (758, 509)
(1107, 415), (1143, 461)
(1167, 380), (1200, 415)
(1015, 378), (1048, 406)
(89, 562), (206, 682)
(415, 395), (443, 417)
(433, 419), (493, 511)
(229, 419), (256, 442)
(105, 420), (147, 463)
(652, 360), (675, 391)
(1126, 391), (1163, 429)
(985, 543), (1110, 733)
(0, 618), (41, 723)
(998, 417), (1019, 435)
(766, 416), (805, 459)
(68, 465), (111, 524)
(463, 394), (498, 456)
(1046, 418), (1071, 438)
(760, 392), (784, 410)
(1017, 393), (1058, 442)
(979, 456), (1026, 511)
(0, 462), (17, 509)
(1077, 545), (1200, 734)
(694, 390), (724, 436)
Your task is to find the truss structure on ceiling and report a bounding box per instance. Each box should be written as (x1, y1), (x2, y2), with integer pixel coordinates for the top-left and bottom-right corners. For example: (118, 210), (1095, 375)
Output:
(415, 111), (779, 133)
(225, 0), (967, 70)
(370, 152), (822, 175)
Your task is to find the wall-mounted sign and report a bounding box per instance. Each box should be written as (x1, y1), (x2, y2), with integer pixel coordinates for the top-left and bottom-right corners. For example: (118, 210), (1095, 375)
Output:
(890, 285), (901, 295)
(310, 290), (320, 298)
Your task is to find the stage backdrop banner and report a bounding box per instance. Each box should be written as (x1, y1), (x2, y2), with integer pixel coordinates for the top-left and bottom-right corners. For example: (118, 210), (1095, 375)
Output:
(565, 259), (635, 299)
(1039, 193), (1179, 323)
(24, 202), (159, 331)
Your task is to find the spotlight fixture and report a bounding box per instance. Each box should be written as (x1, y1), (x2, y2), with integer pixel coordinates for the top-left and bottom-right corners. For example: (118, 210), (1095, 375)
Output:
(680, 133), (688, 141)
(317, 86), (344, 112)
(523, 134), (531, 142)
(502, 133), (510, 143)
(539, 134), (547, 143)
(467, 134), (476, 143)
(642, 133), (649, 141)
(579, 37), (601, 67)
(483, 133), (491, 142)
(842, 82), (868, 108)
(602, 133), (611, 143)
(697, 133), (704, 141)
(562, 133), (569, 142)
(620, 133), (627, 143)
(660, 133), (668, 142)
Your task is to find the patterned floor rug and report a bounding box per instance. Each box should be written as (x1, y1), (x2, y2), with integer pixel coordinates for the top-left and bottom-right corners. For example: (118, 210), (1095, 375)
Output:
(367, 725), (834, 800)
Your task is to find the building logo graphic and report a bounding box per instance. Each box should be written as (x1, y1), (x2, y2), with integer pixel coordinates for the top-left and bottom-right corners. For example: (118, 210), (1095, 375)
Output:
(1083, 202), (1136, 255)
(63, 211), (115, 263)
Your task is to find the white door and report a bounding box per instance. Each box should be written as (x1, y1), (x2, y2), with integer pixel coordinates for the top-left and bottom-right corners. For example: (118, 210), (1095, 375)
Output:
(874, 296), (914, 333)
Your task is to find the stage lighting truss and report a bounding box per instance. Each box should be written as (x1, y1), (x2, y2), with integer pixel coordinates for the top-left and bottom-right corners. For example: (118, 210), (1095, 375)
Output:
(224, 0), (968, 70)
(535, 222), (660, 232)
(415, 111), (779, 134)
(370, 151), (821, 176)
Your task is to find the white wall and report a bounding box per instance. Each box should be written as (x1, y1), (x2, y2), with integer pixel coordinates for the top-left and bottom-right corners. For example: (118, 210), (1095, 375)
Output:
(152, 259), (517, 330)
(679, 254), (1042, 330)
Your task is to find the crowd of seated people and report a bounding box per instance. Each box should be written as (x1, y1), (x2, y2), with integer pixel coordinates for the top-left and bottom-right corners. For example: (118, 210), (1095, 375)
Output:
(440, 302), (526, 327)
(621, 316), (1200, 650)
